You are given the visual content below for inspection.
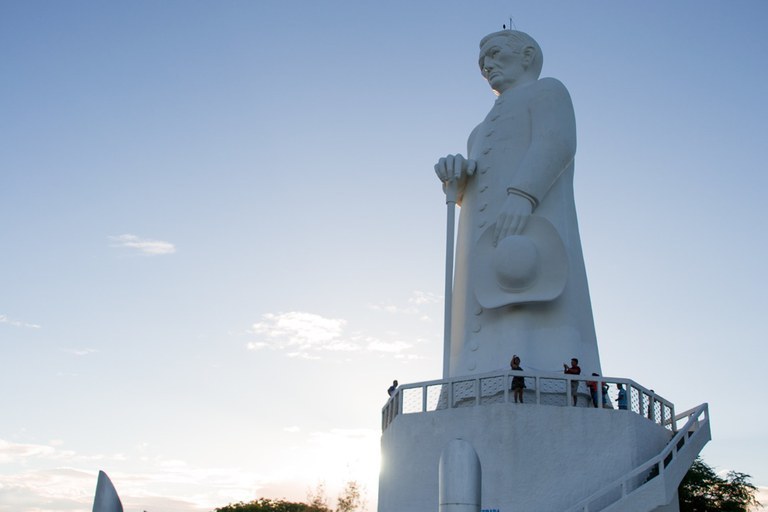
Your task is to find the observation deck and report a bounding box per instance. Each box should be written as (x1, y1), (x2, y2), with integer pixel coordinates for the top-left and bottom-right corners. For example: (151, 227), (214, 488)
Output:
(378, 370), (710, 512)
(382, 370), (675, 432)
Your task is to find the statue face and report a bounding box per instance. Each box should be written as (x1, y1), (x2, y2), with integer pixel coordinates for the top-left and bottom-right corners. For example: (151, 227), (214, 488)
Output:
(480, 36), (529, 94)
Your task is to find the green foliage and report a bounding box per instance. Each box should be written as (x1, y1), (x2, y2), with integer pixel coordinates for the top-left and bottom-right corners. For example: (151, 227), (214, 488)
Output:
(335, 480), (364, 512)
(214, 480), (365, 512)
(307, 482), (331, 511)
(679, 457), (761, 512)
(213, 497), (330, 512)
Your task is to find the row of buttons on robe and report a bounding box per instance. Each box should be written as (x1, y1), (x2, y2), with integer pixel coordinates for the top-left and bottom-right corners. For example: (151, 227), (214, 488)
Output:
(466, 97), (505, 371)
(474, 97), (505, 231)
(470, 303), (483, 341)
(466, 304), (482, 369)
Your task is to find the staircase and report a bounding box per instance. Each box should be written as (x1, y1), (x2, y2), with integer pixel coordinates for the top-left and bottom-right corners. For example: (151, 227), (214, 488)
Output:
(566, 403), (710, 512)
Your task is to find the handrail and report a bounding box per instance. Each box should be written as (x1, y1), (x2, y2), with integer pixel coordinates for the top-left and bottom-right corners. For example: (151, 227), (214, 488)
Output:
(381, 369), (675, 432)
(564, 403), (710, 512)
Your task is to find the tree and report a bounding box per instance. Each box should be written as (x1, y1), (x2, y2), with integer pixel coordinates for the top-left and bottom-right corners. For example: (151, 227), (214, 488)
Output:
(335, 480), (364, 512)
(214, 497), (330, 512)
(306, 482), (330, 511)
(214, 480), (366, 512)
(679, 457), (762, 512)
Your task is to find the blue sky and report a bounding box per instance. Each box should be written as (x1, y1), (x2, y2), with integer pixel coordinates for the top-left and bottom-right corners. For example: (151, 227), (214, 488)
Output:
(2, 1), (768, 511)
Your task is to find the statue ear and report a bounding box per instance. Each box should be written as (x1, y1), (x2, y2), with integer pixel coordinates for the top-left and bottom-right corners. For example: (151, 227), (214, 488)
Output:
(521, 45), (536, 68)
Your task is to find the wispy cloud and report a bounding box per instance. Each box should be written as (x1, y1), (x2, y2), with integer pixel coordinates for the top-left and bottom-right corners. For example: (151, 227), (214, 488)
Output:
(307, 428), (378, 447)
(247, 312), (350, 358)
(365, 339), (413, 354)
(0, 314), (41, 329)
(368, 290), (440, 320)
(0, 467), (96, 510)
(61, 348), (98, 356)
(247, 312), (413, 359)
(0, 428), (383, 512)
(0, 433), (380, 511)
(0, 439), (58, 463)
(0, 439), (89, 464)
(109, 234), (176, 256)
(0, 439), (262, 512)
(408, 290), (441, 306)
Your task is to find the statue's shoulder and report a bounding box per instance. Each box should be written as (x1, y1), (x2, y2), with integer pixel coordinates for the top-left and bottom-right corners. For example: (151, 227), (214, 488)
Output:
(529, 77), (574, 111)
(533, 77), (570, 97)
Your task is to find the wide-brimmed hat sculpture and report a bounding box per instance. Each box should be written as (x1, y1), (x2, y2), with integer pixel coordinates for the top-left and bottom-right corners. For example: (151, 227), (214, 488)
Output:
(474, 215), (568, 308)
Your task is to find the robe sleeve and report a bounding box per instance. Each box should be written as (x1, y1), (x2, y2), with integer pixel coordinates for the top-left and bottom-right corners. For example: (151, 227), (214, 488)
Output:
(506, 78), (576, 203)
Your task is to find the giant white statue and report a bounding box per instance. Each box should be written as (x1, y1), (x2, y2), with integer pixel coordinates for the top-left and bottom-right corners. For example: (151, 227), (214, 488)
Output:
(378, 29), (710, 512)
(435, 29), (600, 377)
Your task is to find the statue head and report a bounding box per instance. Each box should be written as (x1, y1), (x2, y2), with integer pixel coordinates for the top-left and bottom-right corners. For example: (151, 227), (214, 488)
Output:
(478, 30), (543, 94)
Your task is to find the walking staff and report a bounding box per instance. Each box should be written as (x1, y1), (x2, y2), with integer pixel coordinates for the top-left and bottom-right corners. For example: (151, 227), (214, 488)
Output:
(442, 177), (458, 379)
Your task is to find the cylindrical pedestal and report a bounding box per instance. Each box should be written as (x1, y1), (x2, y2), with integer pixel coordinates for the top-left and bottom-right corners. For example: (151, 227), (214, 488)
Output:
(439, 439), (481, 512)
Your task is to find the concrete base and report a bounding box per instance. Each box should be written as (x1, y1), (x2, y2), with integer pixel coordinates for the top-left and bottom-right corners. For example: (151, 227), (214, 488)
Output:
(652, 491), (680, 512)
(378, 403), (675, 512)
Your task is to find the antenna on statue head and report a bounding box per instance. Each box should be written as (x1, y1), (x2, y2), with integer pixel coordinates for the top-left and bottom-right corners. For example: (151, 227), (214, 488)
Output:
(509, 16), (516, 29)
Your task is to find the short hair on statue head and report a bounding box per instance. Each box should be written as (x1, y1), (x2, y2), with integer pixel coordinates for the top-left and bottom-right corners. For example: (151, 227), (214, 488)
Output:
(478, 30), (543, 79)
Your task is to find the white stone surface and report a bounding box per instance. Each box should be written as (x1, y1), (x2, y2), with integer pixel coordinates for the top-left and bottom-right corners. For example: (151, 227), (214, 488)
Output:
(378, 405), (672, 512)
(434, 30), (599, 377)
(439, 439), (481, 512)
(381, 29), (708, 512)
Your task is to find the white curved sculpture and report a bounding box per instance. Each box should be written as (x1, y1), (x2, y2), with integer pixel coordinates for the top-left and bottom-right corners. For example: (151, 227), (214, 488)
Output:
(92, 470), (123, 512)
(435, 30), (600, 377)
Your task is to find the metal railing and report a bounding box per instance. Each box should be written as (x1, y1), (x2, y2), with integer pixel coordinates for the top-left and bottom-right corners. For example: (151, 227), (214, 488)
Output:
(565, 403), (710, 512)
(381, 370), (675, 432)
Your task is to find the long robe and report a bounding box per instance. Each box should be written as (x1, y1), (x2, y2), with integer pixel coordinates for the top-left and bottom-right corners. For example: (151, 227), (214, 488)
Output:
(448, 77), (601, 377)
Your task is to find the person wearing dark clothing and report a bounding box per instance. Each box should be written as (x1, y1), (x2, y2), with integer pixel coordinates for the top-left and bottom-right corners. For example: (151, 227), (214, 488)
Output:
(510, 355), (525, 403)
(563, 358), (581, 406)
(616, 383), (627, 410)
(387, 380), (398, 397)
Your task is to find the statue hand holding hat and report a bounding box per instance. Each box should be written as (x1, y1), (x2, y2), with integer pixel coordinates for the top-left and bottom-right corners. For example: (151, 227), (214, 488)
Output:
(493, 192), (535, 244)
(474, 215), (568, 308)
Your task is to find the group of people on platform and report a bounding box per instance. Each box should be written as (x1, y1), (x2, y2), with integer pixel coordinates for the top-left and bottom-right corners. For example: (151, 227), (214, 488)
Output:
(511, 356), (628, 410)
(385, 358), (637, 411)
